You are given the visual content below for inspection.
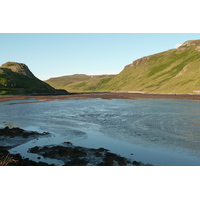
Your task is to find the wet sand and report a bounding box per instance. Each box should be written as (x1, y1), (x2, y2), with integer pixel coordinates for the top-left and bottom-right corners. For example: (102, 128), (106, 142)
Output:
(0, 92), (200, 103)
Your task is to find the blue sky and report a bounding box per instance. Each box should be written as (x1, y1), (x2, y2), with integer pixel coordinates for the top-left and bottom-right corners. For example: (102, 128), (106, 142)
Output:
(0, 33), (200, 80)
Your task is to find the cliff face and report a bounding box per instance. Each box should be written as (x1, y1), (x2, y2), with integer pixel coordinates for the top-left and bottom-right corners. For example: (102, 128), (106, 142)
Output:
(0, 62), (68, 95)
(124, 56), (150, 70)
(180, 40), (200, 47)
(178, 40), (200, 51)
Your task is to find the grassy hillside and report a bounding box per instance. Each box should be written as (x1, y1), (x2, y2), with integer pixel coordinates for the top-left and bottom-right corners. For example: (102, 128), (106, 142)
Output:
(46, 74), (115, 93)
(0, 62), (68, 95)
(102, 40), (200, 94)
(45, 39), (200, 94)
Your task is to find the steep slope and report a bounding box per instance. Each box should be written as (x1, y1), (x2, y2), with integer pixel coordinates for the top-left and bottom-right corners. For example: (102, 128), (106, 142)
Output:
(0, 62), (68, 95)
(99, 39), (200, 94)
(46, 74), (115, 93)
(45, 39), (200, 94)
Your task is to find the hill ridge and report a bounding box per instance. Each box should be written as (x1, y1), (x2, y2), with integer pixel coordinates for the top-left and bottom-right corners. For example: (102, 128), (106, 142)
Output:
(180, 39), (200, 47)
(46, 39), (200, 94)
(0, 62), (68, 95)
(1, 62), (36, 78)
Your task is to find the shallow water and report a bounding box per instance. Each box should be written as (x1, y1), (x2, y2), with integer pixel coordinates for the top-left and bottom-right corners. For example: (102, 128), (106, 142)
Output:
(0, 98), (200, 165)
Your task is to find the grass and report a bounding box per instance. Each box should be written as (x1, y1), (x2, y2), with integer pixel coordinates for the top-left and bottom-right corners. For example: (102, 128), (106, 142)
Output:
(35, 40), (200, 94)
(0, 154), (16, 166)
(97, 45), (200, 93)
(0, 62), (65, 95)
(46, 74), (115, 93)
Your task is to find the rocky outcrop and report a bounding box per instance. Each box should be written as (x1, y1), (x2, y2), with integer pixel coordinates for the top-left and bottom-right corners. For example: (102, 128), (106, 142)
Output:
(1, 62), (35, 78)
(0, 126), (150, 166)
(178, 39), (200, 51)
(180, 39), (200, 47)
(28, 143), (148, 166)
(124, 56), (150, 70)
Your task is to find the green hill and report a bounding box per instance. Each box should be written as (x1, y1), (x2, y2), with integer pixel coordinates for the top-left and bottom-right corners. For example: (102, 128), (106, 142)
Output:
(101, 39), (200, 94)
(0, 62), (68, 95)
(46, 39), (200, 94)
(46, 74), (115, 93)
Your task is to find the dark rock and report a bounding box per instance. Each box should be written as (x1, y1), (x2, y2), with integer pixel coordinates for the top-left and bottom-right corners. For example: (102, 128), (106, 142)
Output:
(94, 152), (102, 157)
(28, 146), (40, 153)
(71, 147), (87, 158)
(26, 142), (150, 166)
(65, 158), (89, 166)
(132, 161), (142, 166)
(116, 156), (127, 166)
(0, 126), (50, 138)
(98, 147), (108, 152)
(63, 142), (72, 145)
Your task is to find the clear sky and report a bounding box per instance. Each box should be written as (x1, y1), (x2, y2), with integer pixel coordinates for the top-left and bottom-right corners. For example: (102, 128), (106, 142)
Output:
(0, 33), (200, 80)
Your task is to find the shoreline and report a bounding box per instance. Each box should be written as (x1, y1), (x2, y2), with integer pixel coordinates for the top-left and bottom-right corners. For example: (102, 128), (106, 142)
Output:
(0, 127), (149, 166)
(1, 92), (199, 165)
(0, 92), (200, 102)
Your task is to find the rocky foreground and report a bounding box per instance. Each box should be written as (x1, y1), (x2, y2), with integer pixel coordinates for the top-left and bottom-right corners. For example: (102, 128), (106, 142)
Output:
(0, 127), (149, 166)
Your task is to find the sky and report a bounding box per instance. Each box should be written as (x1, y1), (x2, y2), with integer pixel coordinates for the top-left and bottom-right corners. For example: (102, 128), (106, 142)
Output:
(0, 33), (200, 80)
